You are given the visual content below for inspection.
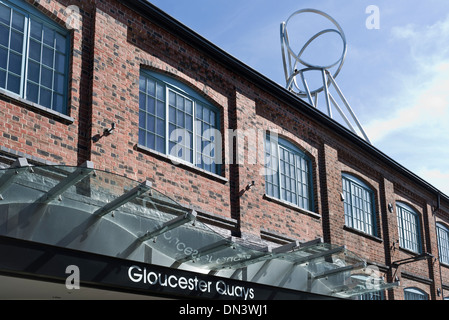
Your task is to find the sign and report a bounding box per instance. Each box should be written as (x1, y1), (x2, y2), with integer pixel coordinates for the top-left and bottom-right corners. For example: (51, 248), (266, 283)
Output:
(0, 235), (336, 300)
(128, 265), (255, 300)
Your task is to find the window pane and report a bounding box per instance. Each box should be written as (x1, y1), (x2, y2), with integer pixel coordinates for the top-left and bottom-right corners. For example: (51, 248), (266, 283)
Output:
(0, 24), (8, 47)
(156, 83), (164, 100)
(0, 3), (10, 25)
(27, 60), (40, 83)
(176, 95), (184, 111)
(185, 100), (192, 114)
(8, 51), (21, 74)
(26, 81), (38, 102)
(210, 110), (216, 124)
(176, 110), (184, 126)
(0, 70), (6, 88)
(138, 129), (145, 145)
(7, 72), (20, 93)
(53, 93), (64, 113)
(156, 118), (164, 136)
(29, 39), (41, 62)
(53, 73), (64, 94)
(39, 87), (51, 108)
(139, 75), (146, 92)
(10, 30), (23, 52)
(169, 106), (175, 122)
(146, 132), (155, 150)
(156, 136), (164, 153)
(139, 110), (145, 127)
(147, 114), (155, 132)
(55, 53), (65, 73)
(55, 32), (66, 53)
(147, 96), (155, 114)
(30, 19), (42, 40)
(11, 11), (24, 32)
(203, 107), (209, 122)
(147, 78), (155, 96)
(40, 66), (52, 88)
(0, 47), (7, 69)
(42, 46), (54, 68)
(43, 25), (55, 47)
(156, 100), (164, 117)
(139, 92), (145, 109)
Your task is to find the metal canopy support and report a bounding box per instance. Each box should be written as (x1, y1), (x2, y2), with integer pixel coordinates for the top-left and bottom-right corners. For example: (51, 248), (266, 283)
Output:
(0, 158), (31, 200)
(392, 252), (433, 267)
(138, 210), (197, 242)
(215, 238), (324, 271)
(337, 280), (401, 298)
(93, 180), (152, 217)
(292, 245), (346, 266)
(176, 236), (235, 264)
(313, 261), (366, 280)
(216, 248), (273, 271)
(38, 161), (95, 204)
(331, 277), (400, 297)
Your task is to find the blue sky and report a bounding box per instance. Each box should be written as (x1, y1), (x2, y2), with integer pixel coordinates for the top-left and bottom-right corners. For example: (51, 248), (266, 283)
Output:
(149, 0), (449, 196)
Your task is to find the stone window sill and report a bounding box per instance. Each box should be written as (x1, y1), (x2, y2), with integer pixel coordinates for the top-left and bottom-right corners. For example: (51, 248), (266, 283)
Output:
(263, 194), (321, 219)
(136, 144), (228, 184)
(0, 88), (74, 124)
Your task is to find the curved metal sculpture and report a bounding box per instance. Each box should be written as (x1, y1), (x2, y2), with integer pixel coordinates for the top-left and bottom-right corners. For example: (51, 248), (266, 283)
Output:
(281, 9), (371, 144)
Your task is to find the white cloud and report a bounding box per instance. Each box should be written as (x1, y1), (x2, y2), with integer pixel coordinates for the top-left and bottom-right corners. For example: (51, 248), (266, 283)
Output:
(364, 15), (449, 195)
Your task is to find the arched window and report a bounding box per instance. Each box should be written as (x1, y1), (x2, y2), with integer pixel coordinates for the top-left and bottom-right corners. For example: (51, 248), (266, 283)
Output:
(139, 70), (221, 174)
(0, 0), (70, 114)
(342, 173), (376, 236)
(264, 134), (313, 211)
(437, 222), (449, 265)
(404, 287), (428, 300)
(396, 202), (421, 253)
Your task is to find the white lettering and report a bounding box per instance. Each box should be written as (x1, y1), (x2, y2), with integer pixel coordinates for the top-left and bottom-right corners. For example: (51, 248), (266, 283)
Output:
(128, 265), (142, 282)
(365, 5), (380, 30)
(65, 265), (80, 289)
(128, 266), (254, 300)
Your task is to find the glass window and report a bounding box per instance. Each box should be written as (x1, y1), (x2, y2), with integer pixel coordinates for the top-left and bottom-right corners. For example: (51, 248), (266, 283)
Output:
(396, 202), (421, 253)
(139, 70), (220, 174)
(0, 0), (69, 114)
(342, 174), (376, 236)
(404, 287), (428, 300)
(264, 134), (313, 211)
(437, 223), (449, 265)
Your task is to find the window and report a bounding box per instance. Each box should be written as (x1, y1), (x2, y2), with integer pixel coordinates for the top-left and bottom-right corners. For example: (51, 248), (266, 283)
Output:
(342, 173), (376, 236)
(138, 70), (220, 174)
(0, 0), (70, 114)
(437, 223), (449, 265)
(396, 202), (421, 253)
(265, 134), (313, 211)
(404, 287), (428, 300)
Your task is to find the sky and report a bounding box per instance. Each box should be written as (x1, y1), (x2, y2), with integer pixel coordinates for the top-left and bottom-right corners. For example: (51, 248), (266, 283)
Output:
(149, 0), (449, 196)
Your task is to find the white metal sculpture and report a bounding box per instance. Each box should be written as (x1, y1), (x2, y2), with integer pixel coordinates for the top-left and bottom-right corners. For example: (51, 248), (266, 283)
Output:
(280, 9), (371, 144)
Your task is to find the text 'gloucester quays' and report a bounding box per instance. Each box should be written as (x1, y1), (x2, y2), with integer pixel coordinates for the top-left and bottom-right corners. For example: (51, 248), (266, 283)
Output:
(128, 265), (255, 300)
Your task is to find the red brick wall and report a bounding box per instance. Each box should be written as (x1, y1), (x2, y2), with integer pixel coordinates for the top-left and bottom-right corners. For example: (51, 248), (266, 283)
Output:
(1, 0), (449, 299)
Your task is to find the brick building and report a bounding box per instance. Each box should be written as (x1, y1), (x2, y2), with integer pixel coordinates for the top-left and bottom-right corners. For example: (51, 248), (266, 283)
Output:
(0, 0), (448, 300)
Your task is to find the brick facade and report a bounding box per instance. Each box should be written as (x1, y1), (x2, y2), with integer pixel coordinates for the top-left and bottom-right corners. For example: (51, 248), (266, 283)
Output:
(1, 0), (448, 300)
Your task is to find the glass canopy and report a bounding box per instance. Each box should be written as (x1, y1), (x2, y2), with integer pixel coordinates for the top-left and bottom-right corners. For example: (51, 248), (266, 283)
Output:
(0, 159), (398, 298)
